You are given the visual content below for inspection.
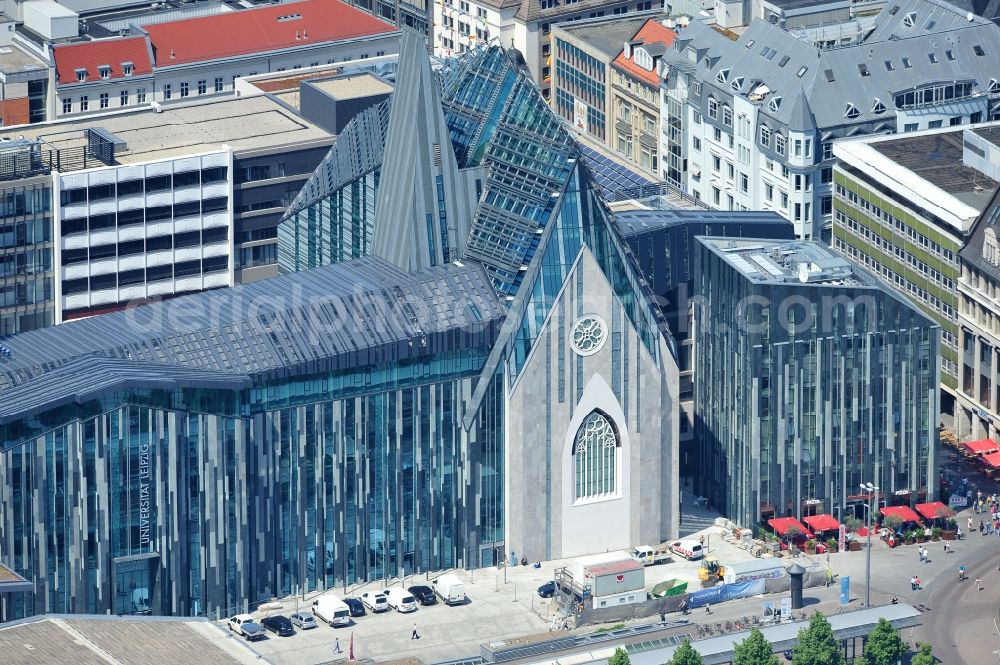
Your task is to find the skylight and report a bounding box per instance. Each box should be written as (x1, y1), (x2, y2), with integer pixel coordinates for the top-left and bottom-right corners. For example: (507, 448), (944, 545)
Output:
(884, 60), (894, 71)
(857, 63), (869, 76)
(778, 55), (790, 67)
(928, 52), (938, 64)
(796, 66), (808, 77)
(901, 57), (911, 68)
(973, 45), (986, 56)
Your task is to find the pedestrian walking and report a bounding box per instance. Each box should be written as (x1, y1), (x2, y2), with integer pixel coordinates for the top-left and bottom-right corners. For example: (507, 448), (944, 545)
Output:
(959, 565), (966, 581)
(976, 577), (983, 590)
(910, 575), (918, 591)
(969, 516), (975, 531)
(943, 541), (951, 554)
(333, 637), (343, 654)
(411, 623), (420, 640)
(914, 576), (921, 590)
(918, 547), (924, 563)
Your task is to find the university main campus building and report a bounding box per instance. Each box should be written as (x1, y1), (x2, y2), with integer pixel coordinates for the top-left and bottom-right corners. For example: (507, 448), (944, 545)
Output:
(0, 35), (679, 620)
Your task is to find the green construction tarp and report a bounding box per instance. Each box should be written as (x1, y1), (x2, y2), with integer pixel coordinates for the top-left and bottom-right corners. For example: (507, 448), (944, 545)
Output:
(651, 579), (689, 597)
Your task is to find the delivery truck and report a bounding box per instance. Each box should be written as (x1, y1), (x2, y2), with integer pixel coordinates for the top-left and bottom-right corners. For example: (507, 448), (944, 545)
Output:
(432, 573), (466, 605)
(312, 595), (351, 627)
(629, 545), (672, 566)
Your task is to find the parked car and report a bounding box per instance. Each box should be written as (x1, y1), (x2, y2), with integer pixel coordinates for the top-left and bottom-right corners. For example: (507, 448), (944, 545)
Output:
(383, 587), (417, 613)
(260, 615), (295, 637)
(289, 612), (317, 629)
(227, 614), (265, 641)
(360, 591), (389, 613)
(537, 581), (555, 598)
(345, 597), (366, 617)
(407, 585), (437, 605)
(227, 614), (257, 637)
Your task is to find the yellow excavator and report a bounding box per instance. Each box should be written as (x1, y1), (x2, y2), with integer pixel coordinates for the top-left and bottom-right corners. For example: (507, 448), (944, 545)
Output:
(698, 557), (725, 587)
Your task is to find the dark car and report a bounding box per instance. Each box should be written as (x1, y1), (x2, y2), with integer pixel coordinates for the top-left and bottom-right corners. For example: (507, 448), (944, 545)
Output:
(537, 581), (555, 598)
(345, 597), (366, 617)
(260, 615), (295, 637)
(408, 585), (437, 605)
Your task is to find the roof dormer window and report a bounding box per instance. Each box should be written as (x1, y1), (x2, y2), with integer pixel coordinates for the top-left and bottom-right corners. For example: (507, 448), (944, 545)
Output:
(768, 96), (782, 112)
(871, 98), (886, 114)
(730, 76), (744, 92)
(716, 68), (729, 84)
(989, 78), (1000, 93)
(75, 68), (86, 82)
(902, 11), (916, 27)
(98, 65), (110, 79)
(844, 102), (860, 119)
(122, 62), (133, 76)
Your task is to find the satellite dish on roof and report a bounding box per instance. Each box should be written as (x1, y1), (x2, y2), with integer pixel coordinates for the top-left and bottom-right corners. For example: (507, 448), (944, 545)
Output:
(967, 11), (974, 20)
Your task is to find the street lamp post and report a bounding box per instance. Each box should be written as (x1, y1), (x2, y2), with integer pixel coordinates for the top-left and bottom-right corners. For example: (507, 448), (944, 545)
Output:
(861, 482), (879, 607)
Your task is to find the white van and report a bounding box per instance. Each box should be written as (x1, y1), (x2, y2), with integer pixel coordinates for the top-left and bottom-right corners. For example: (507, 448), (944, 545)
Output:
(670, 539), (704, 560)
(312, 595), (351, 626)
(383, 587), (417, 613)
(432, 573), (466, 605)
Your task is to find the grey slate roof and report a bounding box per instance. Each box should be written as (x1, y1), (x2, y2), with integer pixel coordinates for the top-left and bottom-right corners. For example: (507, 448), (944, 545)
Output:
(0, 257), (505, 422)
(556, 16), (650, 58)
(689, 0), (1000, 130)
(958, 184), (1000, 281)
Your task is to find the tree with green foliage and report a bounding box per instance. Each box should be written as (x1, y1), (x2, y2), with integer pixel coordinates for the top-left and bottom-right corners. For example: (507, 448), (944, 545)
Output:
(791, 613), (845, 665)
(608, 647), (631, 665)
(910, 642), (936, 665)
(862, 618), (907, 665)
(668, 639), (705, 665)
(733, 628), (779, 665)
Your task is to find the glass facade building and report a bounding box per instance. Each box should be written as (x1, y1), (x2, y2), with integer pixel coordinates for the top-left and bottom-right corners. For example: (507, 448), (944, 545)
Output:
(0, 175), (54, 335)
(0, 257), (505, 620)
(0, 37), (680, 622)
(695, 237), (940, 528)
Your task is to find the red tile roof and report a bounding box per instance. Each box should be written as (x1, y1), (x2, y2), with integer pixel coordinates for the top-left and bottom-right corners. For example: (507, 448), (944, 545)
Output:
(53, 37), (152, 85)
(144, 0), (395, 67)
(612, 18), (676, 87)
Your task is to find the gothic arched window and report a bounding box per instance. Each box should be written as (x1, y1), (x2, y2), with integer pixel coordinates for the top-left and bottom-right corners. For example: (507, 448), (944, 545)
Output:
(573, 411), (619, 499)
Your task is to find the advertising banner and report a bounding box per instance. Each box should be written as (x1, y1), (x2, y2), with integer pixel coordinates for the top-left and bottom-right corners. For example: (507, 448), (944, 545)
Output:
(686, 579), (766, 608)
(840, 575), (850, 605)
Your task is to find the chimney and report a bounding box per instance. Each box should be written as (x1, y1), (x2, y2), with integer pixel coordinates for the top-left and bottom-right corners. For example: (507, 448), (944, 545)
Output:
(170, 49), (175, 59)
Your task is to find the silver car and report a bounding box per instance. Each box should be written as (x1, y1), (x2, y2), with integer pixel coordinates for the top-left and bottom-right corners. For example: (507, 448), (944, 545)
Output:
(289, 612), (317, 629)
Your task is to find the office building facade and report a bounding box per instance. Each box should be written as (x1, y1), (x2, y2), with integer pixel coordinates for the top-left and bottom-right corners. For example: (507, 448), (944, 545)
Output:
(615, 209), (795, 476)
(955, 142), (1000, 440)
(832, 123), (1000, 414)
(0, 94), (333, 333)
(0, 258), (505, 620)
(695, 237), (939, 527)
(663, 0), (1000, 238)
(551, 16), (648, 150)
(50, 0), (399, 120)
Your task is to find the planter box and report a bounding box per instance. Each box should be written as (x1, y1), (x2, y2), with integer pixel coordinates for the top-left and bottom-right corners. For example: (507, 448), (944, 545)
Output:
(849, 541), (862, 551)
(904, 539), (914, 545)
(931, 535), (941, 542)
(941, 531), (956, 541)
